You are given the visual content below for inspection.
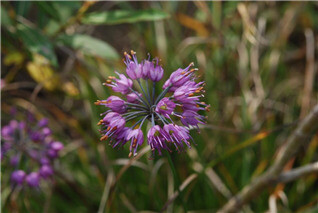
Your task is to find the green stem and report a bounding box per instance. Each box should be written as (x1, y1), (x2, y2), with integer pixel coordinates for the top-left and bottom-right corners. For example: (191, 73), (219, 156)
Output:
(165, 151), (187, 212)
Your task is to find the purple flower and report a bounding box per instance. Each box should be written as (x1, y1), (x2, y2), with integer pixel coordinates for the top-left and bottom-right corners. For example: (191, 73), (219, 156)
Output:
(11, 170), (26, 185)
(142, 59), (154, 79)
(51, 141), (64, 152)
(40, 157), (50, 165)
(26, 172), (40, 187)
(47, 141), (64, 158)
(1, 126), (14, 140)
(163, 63), (196, 91)
(1, 112), (63, 188)
(10, 155), (20, 166)
(40, 165), (54, 178)
(31, 132), (42, 142)
(38, 118), (49, 127)
(126, 92), (142, 103)
(127, 129), (144, 157)
(42, 127), (52, 137)
(95, 96), (126, 113)
(105, 72), (133, 94)
(144, 58), (164, 82)
(155, 97), (176, 118)
(47, 149), (58, 158)
(181, 110), (205, 128)
(96, 51), (209, 156)
(99, 112), (126, 141)
(110, 127), (130, 148)
(124, 51), (142, 80)
(147, 125), (168, 155)
(174, 81), (203, 103)
(162, 124), (192, 150)
(10, 120), (19, 128)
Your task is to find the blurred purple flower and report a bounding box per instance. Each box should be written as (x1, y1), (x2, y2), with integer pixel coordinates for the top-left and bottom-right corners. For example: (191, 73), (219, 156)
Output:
(1, 112), (63, 188)
(26, 172), (40, 187)
(38, 118), (49, 127)
(40, 165), (54, 178)
(11, 170), (26, 185)
(10, 155), (20, 166)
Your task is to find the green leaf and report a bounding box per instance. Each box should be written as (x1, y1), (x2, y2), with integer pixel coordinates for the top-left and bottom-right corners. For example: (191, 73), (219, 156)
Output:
(1, 6), (12, 26)
(44, 2), (81, 36)
(82, 9), (170, 25)
(35, 2), (61, 22)
(16, 24), (58, 67)
(15, 1), (31, 17)
(56, 34), (119, 60)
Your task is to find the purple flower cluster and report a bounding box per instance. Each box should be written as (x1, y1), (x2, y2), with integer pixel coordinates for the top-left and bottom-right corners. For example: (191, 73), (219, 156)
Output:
(1, 114), (63, 188)
(95, 51), (209, 157)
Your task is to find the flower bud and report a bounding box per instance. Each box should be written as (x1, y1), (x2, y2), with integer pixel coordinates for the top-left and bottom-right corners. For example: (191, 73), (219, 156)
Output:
(11, 170), (26, 185)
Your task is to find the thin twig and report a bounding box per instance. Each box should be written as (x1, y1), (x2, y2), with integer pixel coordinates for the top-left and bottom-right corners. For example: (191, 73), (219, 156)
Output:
(98, 170), (115, 213)
(274, 161), (318, 184)
(107, 147), (150, 207)
(300, 28), (315, 118)
(218, 104), (318, 213)
(161, 174), (198, 212)
(119, 193), (137, 213)
(205, 168), (232, 199)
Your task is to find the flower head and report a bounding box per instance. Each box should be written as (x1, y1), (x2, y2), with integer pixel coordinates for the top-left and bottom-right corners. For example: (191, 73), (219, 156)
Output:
(96, 51), (209, 156)
(1, 111), (63, 188)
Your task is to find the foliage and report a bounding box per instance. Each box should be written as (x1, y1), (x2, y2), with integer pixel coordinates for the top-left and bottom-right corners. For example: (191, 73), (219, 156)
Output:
(1, 1), (318, 213)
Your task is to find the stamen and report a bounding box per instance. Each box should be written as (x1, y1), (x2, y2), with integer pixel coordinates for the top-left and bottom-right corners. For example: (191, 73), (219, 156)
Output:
(132, 138), (137, 148)
(100, 135), (108, 141)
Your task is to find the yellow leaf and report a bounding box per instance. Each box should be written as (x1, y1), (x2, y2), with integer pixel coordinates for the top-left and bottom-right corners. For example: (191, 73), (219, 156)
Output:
(176, 13), (209, 37)
(63, 81), (80, 97)
(26, 54), (59, 91)
(4, 51), (25, 66)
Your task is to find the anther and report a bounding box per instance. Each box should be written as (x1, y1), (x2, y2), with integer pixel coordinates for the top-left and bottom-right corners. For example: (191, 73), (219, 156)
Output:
(100, 135), (108, 141)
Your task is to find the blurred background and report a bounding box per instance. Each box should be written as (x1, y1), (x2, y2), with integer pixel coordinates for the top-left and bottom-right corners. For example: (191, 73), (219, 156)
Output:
(1, 1), (318, 212)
